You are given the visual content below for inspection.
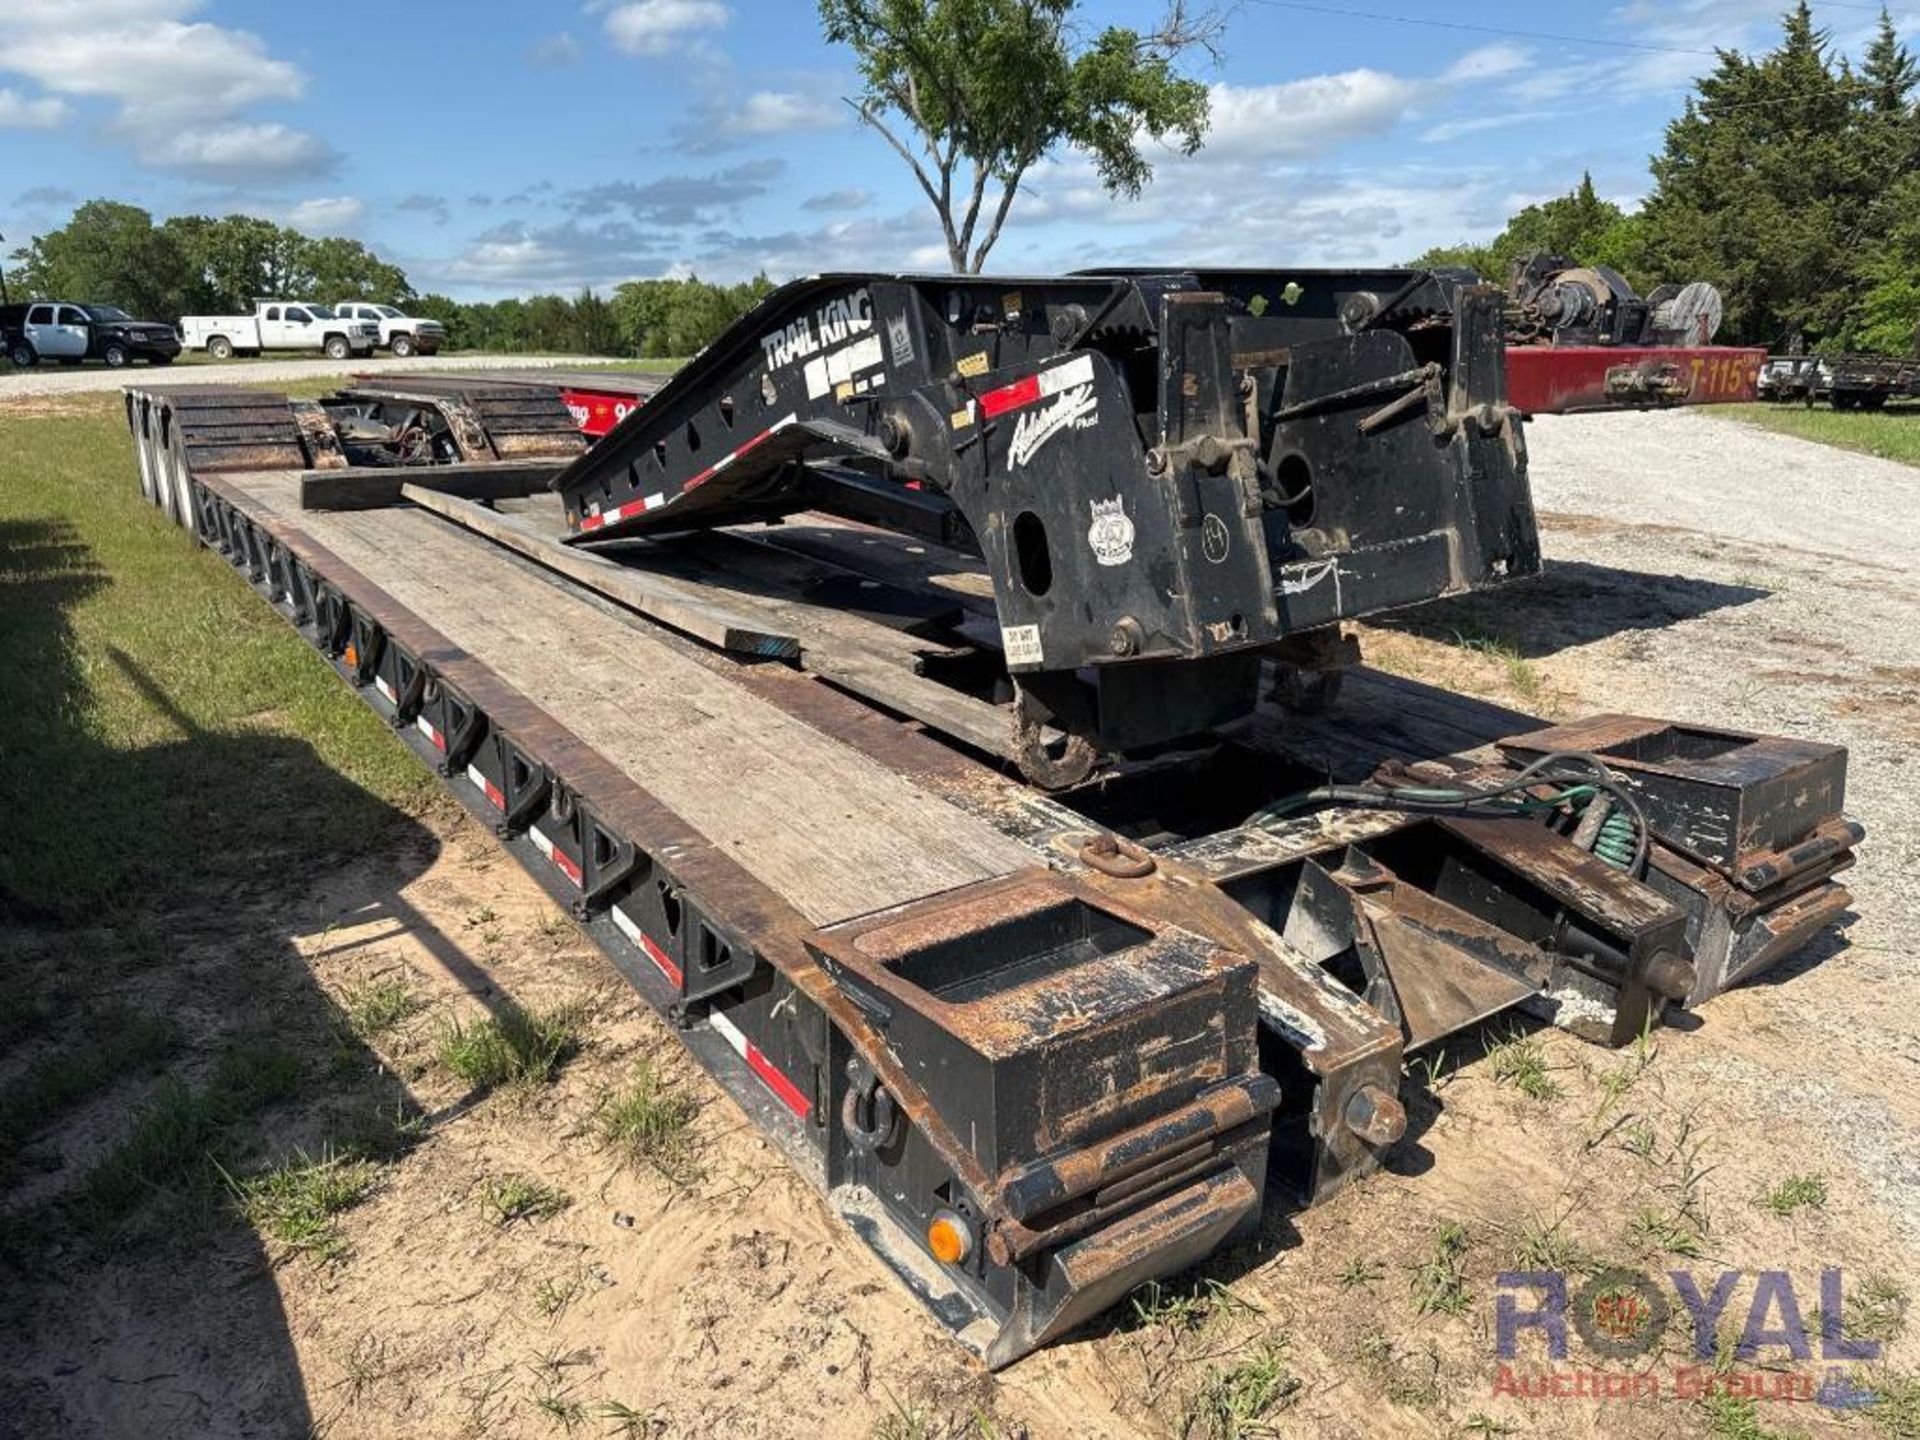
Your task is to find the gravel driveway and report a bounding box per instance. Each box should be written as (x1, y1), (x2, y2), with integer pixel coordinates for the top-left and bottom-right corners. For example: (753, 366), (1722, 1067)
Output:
(0, 352), (624, 398)
(1482, 407), (1920, 1244)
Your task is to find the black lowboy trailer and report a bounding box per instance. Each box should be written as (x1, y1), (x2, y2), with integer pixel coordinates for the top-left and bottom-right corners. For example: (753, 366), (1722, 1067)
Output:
(121, 266), (1862, 1368)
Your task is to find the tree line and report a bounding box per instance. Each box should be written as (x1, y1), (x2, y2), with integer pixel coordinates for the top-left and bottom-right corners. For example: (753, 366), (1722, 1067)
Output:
(1416, 4), (1920, 352)
(9, 4), (1915, 357)
(4, 201), (773, 359)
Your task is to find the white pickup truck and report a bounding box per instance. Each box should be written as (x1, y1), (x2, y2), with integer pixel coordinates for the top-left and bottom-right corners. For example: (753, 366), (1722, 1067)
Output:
(331, 302), (447, 357)
(177, 301), (379, 360)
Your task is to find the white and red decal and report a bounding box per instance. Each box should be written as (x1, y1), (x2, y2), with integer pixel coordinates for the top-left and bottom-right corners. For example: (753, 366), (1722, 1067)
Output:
(577, 414), (799, 533)
(528, 825), (583, 888)
(979, 353), (1096, 421)
(708, 1007), (811, 1119)
(415, 715), (447, 752)
(465, 763), (505, 811)
(611, 905), (684, 988)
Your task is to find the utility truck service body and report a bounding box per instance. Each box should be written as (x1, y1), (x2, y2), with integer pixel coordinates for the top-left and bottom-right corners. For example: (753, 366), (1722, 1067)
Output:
(178, 301), (378, 360)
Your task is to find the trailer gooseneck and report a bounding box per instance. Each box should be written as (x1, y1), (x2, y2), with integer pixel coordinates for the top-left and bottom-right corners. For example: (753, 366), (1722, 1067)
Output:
(122, 267), (1861, 1368)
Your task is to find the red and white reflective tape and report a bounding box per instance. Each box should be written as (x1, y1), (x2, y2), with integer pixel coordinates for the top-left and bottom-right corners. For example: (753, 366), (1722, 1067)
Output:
(708, 1007), (811, 1119)
(978, 354), (1096, 420)
(415, 715), (447, 752)
(528, 825), (583, 888)
(465, 763), (505, 811)
(611, 905), (683, 988)
(577, 413), (800, 532)
(373, 675), (397, 703)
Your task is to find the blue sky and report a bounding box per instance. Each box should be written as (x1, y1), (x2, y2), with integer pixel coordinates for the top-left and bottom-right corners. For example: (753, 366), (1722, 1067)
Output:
(2, 0), (1913, 299)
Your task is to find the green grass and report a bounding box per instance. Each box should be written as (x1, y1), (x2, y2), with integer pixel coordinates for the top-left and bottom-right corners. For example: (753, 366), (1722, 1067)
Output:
(340, 975), (423, 1037)
(1868, 1368), (1920, 1439)
(224, 1146), (380, 1261)
(599, 1059), (700, 1183)
(1757, 1173), (1828, 1217)
(479, 1173), (571, 1227)
(1483, 1028), (1562, 1102)
(1449, 628), (1544, 701)
(0, 1006), (178, 1188)
(1182, 1340), (1299, 1439)
(1631, 1204), (1709, 1259)
(1336, 1256), (1386, 1290)
(1725, 402), (1920, 468)
(436, 1004), (583, 1092)
(1512, 1211), (1590, 1274)
(1699, 1391), (1804, 1440)
(1353, 1327), (1443, 1410)
(0, 393), (432, 919)
(59, 1041), (303, 1248)
(1848, 1275), (1911, 1345)
(1409, 1222), (1473, 1317)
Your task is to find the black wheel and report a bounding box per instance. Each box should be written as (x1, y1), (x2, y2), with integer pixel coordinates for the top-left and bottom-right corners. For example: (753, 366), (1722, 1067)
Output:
(104, 343), (129, 368)
(324, 335), (350, 360)
(1860, 393), (1888, 412)
(390, 333), (414, 358)
(208, 336), (234, 360)
(6, 340), (35, 367)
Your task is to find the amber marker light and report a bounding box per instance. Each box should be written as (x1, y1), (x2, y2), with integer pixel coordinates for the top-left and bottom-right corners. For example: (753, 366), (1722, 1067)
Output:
(927, 1210), (973, 1266)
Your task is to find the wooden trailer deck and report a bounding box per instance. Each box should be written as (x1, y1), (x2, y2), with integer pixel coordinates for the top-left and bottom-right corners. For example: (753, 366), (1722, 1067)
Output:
(212, 471), (1043, 930)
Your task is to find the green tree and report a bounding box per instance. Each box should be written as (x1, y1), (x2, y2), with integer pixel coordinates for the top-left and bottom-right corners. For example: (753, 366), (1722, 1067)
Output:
(300, 236), (413, 305)
(1410, 174), (1646, 288)
(1637, 3), (1864, 344)
(6, 200), (192, 318)
(165, 214), (309, 312)
(818, 0), (1217, 271)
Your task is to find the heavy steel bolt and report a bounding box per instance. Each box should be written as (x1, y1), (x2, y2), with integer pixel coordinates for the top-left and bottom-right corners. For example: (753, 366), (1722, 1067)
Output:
(1344, 1083), (1408, 1147)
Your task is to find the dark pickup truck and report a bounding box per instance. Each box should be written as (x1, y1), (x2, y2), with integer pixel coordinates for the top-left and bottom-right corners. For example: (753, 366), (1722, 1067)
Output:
(3, 301), (181, 368)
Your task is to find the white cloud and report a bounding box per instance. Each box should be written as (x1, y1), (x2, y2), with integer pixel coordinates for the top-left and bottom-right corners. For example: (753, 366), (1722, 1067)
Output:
(727, 90), (842, 135)
(1442, 43), (1533, 84)
(2, 17), (303, 125)
(143, 122), (337, 180)
(802, 187), (873, 213)
(599, 0), (729, 57)
(0, 87), (67, 127)
(1195, 73), (1427, 160)
(284, 196), (365, 235)
(0, 0), (333, 177)
(1422, 110), (1559, 145)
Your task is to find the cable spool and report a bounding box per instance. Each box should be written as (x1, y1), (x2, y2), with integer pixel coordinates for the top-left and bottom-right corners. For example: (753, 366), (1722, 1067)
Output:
(1653, 281), (1724, 344)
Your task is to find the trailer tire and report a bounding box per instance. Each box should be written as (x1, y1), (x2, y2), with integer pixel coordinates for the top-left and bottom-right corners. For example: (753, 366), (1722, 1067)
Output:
(103, 343), (130, 368)
(207, 336), (234, 360)
(390, 333), (415, 358)
(324, 334), (351, 361)
(6, 339), (35, 367)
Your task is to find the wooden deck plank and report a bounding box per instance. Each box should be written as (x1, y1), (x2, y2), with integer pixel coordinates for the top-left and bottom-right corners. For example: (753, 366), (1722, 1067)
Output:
(228, 471), (1037, 927)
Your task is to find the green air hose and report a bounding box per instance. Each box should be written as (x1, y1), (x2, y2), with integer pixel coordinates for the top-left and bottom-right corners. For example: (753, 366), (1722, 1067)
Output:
(1591, 806), (1639, 871)
(1244, 749), (1652, 877)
